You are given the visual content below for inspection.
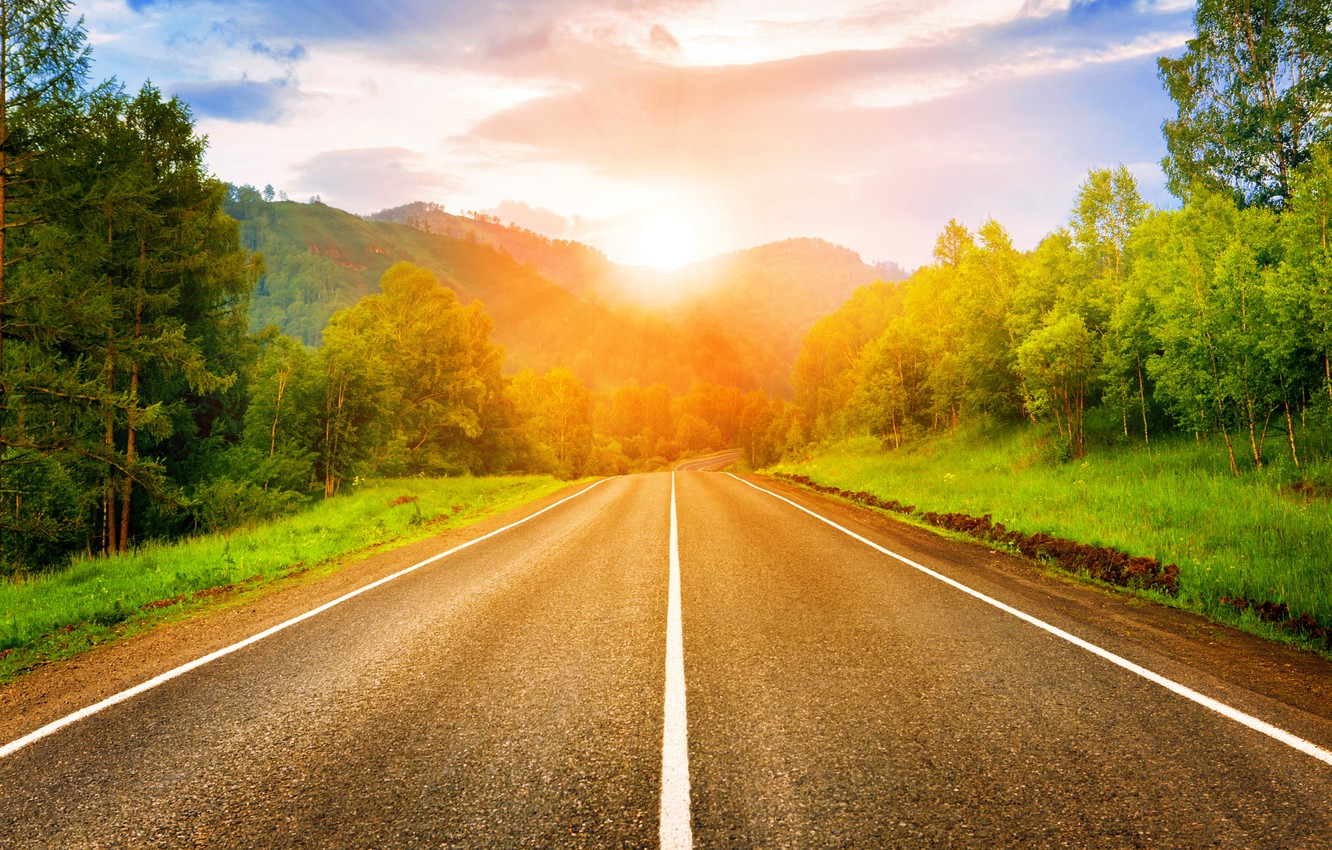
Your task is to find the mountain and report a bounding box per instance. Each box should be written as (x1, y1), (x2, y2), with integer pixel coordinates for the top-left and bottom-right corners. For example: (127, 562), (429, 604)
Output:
(229, 189), (900, 394)
(366, 201), (618, 299)
(645, 238), (903, 367)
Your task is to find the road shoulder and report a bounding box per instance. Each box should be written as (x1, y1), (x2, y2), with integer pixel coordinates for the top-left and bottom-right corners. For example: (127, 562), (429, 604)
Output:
(0, 480), (599, 747)
(739, 472), (1332, 727)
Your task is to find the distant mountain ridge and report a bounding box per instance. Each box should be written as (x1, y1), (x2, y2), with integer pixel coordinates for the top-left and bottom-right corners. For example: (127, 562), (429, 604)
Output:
(229, 189), (902, 394)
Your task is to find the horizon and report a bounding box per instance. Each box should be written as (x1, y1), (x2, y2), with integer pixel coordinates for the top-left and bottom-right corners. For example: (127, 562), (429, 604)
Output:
(86, 0), (1194, 270)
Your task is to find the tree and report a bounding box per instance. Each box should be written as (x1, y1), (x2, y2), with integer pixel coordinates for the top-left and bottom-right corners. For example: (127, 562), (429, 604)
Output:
(1071, 166), (1148, 307)
(510, 368), (593, 478)
(954, 219), (1023, 418)
(1069, 166), (1149, 440)
(1159, 0), (1332, 208)
(1016, 311), (1095, 458)
(1150, 191), (1252, 474)
(241, 330), (320, 491)
(1284, 142), (1332, 405)
(850, 335), (908, 450)
(0, 0), (89, 557)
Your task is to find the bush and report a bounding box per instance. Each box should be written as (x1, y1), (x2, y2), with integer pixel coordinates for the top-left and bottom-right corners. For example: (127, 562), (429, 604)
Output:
(190, 477), (307, 534)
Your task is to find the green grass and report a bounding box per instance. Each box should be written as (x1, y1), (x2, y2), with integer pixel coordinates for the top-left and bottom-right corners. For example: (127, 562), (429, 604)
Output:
(772, 425), (1332, 650)
(0, 475), (576, 682)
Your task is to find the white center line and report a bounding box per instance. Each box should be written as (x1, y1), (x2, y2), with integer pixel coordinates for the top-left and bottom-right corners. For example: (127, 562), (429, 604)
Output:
(660, 470), (694, 849)
(0, 478), (612, 761)
(728, 473), (1332, 769)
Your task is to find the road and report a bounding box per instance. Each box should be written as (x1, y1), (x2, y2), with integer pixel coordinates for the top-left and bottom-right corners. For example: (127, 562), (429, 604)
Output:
(1, 465), (1330, 847)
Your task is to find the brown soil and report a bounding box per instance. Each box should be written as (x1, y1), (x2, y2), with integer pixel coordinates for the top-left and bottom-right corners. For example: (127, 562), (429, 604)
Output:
(776, 473), (1178, 592)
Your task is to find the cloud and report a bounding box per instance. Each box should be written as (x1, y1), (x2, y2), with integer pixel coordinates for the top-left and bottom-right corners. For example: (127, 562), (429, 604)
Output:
(99, 0), (1198, 268)
(125, 0), (707, 60)
(483, 200), (575, 237)
(171, 77), (292, 122)
(650, 24), (681, 53)
(291, 148), (464, 213)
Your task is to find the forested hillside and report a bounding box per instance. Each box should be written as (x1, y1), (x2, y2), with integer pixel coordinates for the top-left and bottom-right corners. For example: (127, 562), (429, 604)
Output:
(245, 195), (889, 394)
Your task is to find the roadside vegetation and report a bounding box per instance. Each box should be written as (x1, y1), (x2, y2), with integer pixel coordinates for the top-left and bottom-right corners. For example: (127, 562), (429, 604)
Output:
(0, 475), (572, 683)
(775, 4), (1332, 653)
(773, 417), (1332, 654)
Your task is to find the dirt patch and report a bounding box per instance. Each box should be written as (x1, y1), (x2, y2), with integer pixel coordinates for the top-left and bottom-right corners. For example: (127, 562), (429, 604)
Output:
(1223, 596), (1332, 649)
(139, 595), (187, 613)
(1284, 480), (1332, 502)
(776, 473), (1179, 594)
(388, 495), (419, 507)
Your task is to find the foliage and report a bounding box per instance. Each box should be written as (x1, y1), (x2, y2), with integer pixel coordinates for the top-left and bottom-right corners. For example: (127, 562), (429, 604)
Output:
(1159, 0), (1332, 208)
(793, 156), (1332, 476)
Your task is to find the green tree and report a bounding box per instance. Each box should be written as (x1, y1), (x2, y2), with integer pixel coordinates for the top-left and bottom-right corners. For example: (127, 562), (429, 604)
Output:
(1159, 0), (1332, 208)
(1016, 311), (1095, 458)
(1144, 193), (1285, 474)
(240, 330), (321, 491)
(1284, 142), (1332, 406)
(954, 219), (1022, 419)
(1069, 166), (1149, 440)
(0, 0), (89, 560)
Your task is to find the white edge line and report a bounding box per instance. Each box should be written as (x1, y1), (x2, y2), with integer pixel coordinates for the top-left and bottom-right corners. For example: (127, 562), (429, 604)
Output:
(727, 473), (1332, 769)
(0, 477), (612, 761)
(659, 469), (693, 849)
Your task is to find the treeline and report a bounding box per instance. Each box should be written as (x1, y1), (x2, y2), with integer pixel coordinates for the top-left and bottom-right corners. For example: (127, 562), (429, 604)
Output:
(796, 0), (1332, 474)
(0, 3), (254, 570)
(796, 159), (1332, 473)
(246, 260), (792, 489)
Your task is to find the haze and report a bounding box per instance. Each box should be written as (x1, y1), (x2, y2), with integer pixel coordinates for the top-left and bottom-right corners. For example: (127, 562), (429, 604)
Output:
(87, 0), (1192, 269)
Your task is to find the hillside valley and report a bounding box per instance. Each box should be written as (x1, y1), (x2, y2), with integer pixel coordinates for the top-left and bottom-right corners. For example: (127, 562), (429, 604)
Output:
(230, 190), (900, 394)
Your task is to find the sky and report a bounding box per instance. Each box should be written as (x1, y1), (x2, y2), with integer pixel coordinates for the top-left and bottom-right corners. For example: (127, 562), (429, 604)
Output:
(82, 0), (1197, 270)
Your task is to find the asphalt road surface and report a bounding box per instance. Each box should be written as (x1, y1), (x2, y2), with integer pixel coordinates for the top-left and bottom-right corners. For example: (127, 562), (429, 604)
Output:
(2, 464), (1330, 848)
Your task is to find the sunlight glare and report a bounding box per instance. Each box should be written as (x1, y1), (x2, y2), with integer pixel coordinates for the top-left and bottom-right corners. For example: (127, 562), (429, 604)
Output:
(638, 215), (700, 270)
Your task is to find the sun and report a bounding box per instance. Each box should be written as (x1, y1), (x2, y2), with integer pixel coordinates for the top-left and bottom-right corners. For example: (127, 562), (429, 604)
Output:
(637, 214), (699, 270)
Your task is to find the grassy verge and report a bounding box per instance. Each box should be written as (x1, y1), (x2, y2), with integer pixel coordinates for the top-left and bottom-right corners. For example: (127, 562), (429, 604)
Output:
(0, 475), (577, 683)
(772, 427), (1332, 654)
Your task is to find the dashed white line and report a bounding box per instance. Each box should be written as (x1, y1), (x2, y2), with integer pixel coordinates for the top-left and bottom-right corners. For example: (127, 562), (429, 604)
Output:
(728, 473), (1332, 769)
(659, 470), (694, 849)
(0, 478), (612, 761)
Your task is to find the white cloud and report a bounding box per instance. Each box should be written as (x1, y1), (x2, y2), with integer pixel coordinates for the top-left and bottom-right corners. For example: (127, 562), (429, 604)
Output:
(84, 0), (1195, 268)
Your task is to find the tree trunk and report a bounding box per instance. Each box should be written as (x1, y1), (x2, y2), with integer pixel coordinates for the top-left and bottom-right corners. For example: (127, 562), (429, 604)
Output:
(1120, 379), (1128, 439)
(269, 367), (289, 459)
(120, 241), (146, 553)
(1219, 417), (1239, 477)
(324, 374), (346, 499)
(119, 359), (138, 553)
(1136, 357), (1149, 444)
(1246, 396), (1262, 470)
(0, 20), (9, 558)
(104, 349), (117, 554)
(1284, 398), (1299, 469)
